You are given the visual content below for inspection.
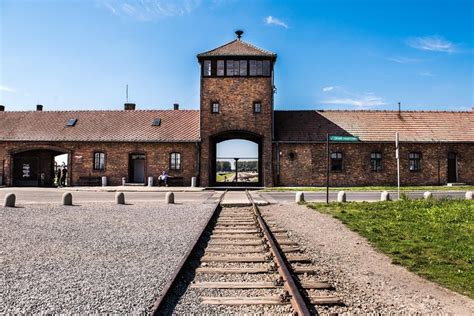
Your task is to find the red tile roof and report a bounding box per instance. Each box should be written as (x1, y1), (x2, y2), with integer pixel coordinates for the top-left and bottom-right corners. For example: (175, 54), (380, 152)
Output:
(275, 110), (474, 142)
(197, 39), (276, 58)
(0, 110), (200, 142)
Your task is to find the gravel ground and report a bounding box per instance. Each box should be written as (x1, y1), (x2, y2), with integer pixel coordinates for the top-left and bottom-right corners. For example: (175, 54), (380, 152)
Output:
(261, 203), (474, 314)
(0, 202), (216, 314)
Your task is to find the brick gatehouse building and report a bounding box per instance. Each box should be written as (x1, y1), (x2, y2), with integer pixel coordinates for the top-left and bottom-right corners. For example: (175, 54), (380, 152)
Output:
(1, 33), (473, 187)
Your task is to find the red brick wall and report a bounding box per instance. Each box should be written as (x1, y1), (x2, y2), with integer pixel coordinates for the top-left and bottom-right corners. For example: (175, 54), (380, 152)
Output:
(275, 142), (474, 186)
(200, 77), (274, 186)
(0, 141), (198, 186)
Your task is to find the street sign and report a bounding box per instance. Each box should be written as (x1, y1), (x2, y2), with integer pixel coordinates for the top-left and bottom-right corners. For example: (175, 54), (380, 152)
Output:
(329, 135), (359, 142)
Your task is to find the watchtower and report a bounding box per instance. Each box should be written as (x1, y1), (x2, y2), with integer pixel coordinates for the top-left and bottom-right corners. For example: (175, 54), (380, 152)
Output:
(197, 31), (277, 187)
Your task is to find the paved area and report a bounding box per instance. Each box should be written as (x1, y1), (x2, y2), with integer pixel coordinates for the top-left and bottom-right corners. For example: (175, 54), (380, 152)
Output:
(1, 202), (217, 314)
(0, 188), (213, 205)
(59, 186), (204, 192)
(220, 190), (268, 206)
(261, 190), (469, 203)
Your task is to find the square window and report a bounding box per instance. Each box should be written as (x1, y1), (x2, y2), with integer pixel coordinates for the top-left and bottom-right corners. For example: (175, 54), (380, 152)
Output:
(253, 102), (262, 113)
(409, 152), (421, 171)
(262, 60), (270, 76)
(330, 152), (343, 171)
(203, 60), (211, 76)
(249, 60), (257, 76)
(370, 152), (382, 171)
(217, 60), (224, 76)
(211, 102), (219, 113)
(226, 60), (234, 76)
(239, 60), (247, 76)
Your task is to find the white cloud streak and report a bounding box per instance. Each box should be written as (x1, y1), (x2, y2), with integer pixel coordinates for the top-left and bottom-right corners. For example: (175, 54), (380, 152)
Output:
(322, 86), (334, 92)
(320, 86), (386, 109)
(0, 85), (16, 93)
(98, 0), (201, 21)
(418, 71), (435, 77)
(406, 35), (457, 53)
(387, 56), (423, 64)
(265, 16), (288, 29)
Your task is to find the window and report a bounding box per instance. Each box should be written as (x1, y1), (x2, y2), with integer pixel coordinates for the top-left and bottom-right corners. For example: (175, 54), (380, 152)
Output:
(170, 153), (181, 170)
(253, 102), (262, 113)
(217, 60), (224, 76)
(152, 118), (161, 126)
(239, 60), (247, 76)
(370, 152), (382, 171)
(94, 152), (105, 170)
(256, 60), (263, 76)
(249, 60), (257, 76)
(66, 118), (77, 127)
(262, 60), (270, 76)
(211, 101), (219, 113)
(330, 152), (343, 171)
(226, 60), (234, 76)
(203, 60), (211, 76)
(409, 152), (421, 171)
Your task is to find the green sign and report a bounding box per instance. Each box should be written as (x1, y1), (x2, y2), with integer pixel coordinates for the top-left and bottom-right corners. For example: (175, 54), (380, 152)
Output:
(329, 135), (359, 142)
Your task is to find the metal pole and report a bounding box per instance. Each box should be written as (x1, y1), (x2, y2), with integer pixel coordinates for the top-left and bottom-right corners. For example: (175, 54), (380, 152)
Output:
(396, 132), (400, 200)
(326, 133), (330, 204)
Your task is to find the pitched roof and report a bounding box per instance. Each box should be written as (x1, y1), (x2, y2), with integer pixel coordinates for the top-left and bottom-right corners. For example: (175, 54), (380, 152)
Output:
(0, 110), (200, 142)
(274, 110), (474, 142)
(197, 39), (276, 58)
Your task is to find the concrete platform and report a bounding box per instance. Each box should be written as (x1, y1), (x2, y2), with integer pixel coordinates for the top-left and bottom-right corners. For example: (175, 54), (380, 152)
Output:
(58, 186), (205, 192)
(221, 191), (269, 207)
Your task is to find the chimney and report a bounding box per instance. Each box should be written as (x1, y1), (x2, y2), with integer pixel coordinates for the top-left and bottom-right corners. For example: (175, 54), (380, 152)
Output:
(124, 103), (136, 111)
(36, 104), (43, 111)
(0, 105), (4, 112)
(173, 103), (179, 110)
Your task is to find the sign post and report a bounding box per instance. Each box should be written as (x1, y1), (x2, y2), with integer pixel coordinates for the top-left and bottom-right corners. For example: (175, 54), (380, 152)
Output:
(326, 134), (330, 204)
(396, 132), (400, 200)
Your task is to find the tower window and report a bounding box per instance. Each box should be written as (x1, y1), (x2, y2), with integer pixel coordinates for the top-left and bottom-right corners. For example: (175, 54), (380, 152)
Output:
(211, 102), (220, 113)
(331, 152), (343, 172)
(217, 60), (224, 76)
(249, 60), (257, 76)
(203, 60), (211, 76)
(240, 60), (247, 76)
(253, 102), (262, 113)
(262, 60), (270, 76)
(256, 60), (263, 76)
(370, 152), (382, 171)
(409, 152), (421, 171)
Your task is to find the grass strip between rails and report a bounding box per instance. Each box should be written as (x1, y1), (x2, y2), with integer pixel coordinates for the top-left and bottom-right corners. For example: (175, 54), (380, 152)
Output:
(306, 199), (474, 298)
(261, 185), (474, 192)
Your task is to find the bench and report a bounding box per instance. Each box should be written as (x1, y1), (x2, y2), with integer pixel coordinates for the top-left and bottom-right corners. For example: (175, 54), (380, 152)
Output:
(77, 176), (102, 186)
(158, 176), (184, 187)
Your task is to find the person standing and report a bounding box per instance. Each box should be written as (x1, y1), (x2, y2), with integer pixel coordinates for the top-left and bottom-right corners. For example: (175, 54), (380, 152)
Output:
(56, 168), (62, 187)
(60, 166), (68, 187)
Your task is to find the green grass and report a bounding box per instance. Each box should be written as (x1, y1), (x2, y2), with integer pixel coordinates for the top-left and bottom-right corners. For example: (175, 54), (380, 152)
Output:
(306, 199), (474, 298)
(261, 185), (474, 192)
(216, 172), (234, 182)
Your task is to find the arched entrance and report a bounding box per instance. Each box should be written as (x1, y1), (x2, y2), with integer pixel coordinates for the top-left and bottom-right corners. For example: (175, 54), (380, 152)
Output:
(11, 147), (69, 187)
(210, 131), (262, 187)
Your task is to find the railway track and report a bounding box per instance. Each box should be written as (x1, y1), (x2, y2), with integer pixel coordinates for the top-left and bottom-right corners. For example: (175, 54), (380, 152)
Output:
(152, 190), (342, 315)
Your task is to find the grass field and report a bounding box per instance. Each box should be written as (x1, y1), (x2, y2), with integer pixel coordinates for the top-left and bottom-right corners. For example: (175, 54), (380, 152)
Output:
(262, 185), (474, 192)
(307, 199), (474, 298)
(216, 172), (234, 182)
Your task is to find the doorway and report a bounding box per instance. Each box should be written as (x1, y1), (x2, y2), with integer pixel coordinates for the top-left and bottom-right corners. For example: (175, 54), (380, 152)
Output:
(129, 153), (146, 184)
(447, 152), (457, 183)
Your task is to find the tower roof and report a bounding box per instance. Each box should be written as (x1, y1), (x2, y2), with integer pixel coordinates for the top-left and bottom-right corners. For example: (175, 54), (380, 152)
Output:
(197, 38), (276, 59)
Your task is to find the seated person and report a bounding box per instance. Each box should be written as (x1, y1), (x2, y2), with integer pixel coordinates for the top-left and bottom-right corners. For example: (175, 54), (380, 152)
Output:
(158, 170), (169, 187)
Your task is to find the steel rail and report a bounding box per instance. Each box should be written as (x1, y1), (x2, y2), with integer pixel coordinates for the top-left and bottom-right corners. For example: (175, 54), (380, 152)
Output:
(151, 190), (227, 315)
(246, 190), (311, 316)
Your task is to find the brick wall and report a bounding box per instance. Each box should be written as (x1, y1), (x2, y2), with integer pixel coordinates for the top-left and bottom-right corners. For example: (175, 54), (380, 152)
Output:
(275, 142), (474, 186)
(0, 141), (198, 186)
(200, 77), (274, 186)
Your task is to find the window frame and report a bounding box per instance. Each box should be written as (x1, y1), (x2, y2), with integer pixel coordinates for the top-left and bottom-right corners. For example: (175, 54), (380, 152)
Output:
(203, 60), (212, 77)
(93, 152), (106, 171)
(330, 152), (343, 172)
(409, 152), (422, 172)
(370, 152), (383, 172)
(211, 101), (220, 114)
(253, 101), (262, 113)
(169, 152), (181, 171)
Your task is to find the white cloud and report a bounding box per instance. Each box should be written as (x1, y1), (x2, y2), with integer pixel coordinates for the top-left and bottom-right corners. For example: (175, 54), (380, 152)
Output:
(322, 86), (334, 92)
(265, 16), (288, 29)
(406, 35), (457, 53)
(387, 56), (423, 64)
(418, 71), (435, 77)
(0, 85), (16, 93)
(320, 87), (386, 109)
(98, 0), (201, 21)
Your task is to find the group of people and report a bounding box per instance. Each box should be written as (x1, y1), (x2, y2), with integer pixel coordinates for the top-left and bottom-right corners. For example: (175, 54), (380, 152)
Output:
(56, 166), (68, 188)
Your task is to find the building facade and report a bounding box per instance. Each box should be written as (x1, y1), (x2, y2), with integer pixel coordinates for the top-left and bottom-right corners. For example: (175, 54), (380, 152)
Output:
(0, 33), (473, 187)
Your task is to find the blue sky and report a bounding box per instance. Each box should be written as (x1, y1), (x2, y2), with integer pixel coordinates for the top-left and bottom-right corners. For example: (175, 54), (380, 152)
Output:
(0, 0), (473, 112)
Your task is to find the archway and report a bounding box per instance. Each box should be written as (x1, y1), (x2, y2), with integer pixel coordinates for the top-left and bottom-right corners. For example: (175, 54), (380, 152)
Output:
(210, 131), (262, 187)
(11, 147), (69, 187)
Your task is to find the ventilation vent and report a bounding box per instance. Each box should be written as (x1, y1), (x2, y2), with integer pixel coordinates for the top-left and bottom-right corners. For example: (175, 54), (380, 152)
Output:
(66, 119), (77, 127)
(152, 118), (161, 126)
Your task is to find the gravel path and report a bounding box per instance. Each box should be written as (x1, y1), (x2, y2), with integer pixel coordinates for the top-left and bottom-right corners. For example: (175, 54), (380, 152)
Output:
(1, 202), (216, 314)
(261, 203), (474, 314)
